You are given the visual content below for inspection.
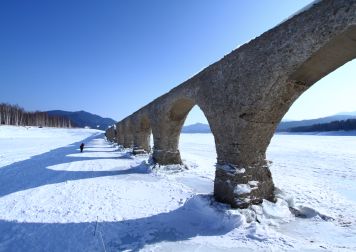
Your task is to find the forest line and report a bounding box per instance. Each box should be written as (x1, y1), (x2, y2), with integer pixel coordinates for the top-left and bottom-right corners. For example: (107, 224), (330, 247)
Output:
(0, 103), (72, 128)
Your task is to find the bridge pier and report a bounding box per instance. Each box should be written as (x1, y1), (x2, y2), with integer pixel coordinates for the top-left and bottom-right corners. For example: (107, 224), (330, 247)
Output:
(211, 118), (276, 208)
(105, 127), (115, 142)
(152, 148), (182, 165)
(121, 122), (133, 148)
(115, 124), (125, 147)
(151, 118), (184, 165)
(214, 162), (275, 208)
(133, 130), (151, 153)
(132, 116), (151, 153)
(151, 131), (182, 164)
(117, 132), (125, 147)
(122, 133), (133, 148)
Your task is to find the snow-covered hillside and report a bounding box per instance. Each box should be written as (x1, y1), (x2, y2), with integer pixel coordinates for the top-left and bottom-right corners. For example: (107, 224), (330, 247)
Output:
(0, 126), (355, 251)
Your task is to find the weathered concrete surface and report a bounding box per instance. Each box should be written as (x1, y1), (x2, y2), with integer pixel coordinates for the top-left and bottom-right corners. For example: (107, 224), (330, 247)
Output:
(105, 126), (116, 142)
(132, 114), (151, 152)
(107, 0), (356, 208)
(121, 119), (133, 148)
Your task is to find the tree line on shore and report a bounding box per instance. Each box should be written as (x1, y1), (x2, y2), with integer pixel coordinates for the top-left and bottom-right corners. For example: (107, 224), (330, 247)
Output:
(0, 103), (72, 128)
(289, 119), (356, 132)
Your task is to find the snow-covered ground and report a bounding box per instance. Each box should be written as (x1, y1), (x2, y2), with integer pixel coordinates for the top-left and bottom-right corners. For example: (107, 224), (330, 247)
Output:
(0, 126), (355, 251)
(0, 126), (101, 167)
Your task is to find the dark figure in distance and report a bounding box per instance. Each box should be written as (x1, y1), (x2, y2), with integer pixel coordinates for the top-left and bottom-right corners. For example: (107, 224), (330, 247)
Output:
(80, 143), (85, 153)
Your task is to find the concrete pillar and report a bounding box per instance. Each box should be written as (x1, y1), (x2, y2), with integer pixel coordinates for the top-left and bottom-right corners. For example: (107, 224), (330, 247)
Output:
(152, 136), (182, 164)
(122, 120), (133, 148)
(132, 116), (151, 153)
(199, 105), (276, 208)
(133, 131), (151, 152)
(151, 120), (182, 164)
(123, 133), (133, 148)
(105, 127), (115, 142)
(116, 123), (125, 146)
(209, 128), (272, 207)
(151, 98), (194, 165)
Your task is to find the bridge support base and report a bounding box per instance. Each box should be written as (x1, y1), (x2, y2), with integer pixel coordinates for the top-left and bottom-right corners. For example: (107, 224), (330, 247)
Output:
(152, 149), (182, 165)
(214, 163), (275, 208)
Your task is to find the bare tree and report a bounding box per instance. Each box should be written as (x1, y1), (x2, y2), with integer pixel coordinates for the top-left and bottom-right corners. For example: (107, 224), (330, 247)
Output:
(0, 103), (73, 128)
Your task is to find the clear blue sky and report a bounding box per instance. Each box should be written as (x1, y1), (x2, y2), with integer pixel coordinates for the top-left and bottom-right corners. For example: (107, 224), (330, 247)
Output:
(1, 0), (355, 124)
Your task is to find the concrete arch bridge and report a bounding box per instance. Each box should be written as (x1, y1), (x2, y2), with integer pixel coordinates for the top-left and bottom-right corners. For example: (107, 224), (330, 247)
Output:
(106, 0), (356, 208)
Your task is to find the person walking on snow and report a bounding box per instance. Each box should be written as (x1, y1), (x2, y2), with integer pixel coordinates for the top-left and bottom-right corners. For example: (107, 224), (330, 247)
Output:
(80, 143), (85, 153)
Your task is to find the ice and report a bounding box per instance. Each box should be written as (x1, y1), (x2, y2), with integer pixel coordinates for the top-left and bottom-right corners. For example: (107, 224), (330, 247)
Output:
(0, 127), (355, 251)
(234, 184), (252, 195)
(248, 181), (259, 187)
(217, 164), (246, 174)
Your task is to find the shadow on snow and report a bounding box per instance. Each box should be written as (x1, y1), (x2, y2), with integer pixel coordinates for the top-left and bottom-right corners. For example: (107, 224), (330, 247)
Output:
(0, 195), (240, 252)
(0, 133), (148, 197)
(0, 133), (240, 251)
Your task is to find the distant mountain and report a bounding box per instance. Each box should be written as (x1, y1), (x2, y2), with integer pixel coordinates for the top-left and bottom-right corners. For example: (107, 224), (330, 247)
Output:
(182, 123), (211, 133)
(288, 118), (356, 132)
(277, 115), (356, 132)
(335, 111), (356, 116)
(47, 110), (115, 131)
(182, 114), (356, 134)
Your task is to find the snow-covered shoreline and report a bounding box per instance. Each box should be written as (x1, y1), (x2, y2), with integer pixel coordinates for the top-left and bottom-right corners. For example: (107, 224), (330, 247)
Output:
(0, 127), (355, 251)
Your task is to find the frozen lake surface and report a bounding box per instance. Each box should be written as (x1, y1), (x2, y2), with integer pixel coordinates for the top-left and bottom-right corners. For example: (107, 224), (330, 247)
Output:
(0, 126), (355, 251)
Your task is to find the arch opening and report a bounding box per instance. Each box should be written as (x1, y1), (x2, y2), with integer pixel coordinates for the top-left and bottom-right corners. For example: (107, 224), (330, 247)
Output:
(290, 26), (356, 88)
(179, 105), (217, 179)
(168, 98), (195, 122)
(263, 26), (356, 126)
(282, 59), (356, 123)
(245, 26), (356, 168)
(266, 58), (356, 230)
(151, 98), (219, 166)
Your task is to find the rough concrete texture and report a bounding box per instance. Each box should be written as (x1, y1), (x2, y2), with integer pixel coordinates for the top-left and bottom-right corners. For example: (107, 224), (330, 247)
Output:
(107, 0), (356, 208)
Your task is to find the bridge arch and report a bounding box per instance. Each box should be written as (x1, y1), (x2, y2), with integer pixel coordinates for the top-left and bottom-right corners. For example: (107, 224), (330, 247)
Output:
(108, 0), (356, 208)
(250, 26), (356, 162)
(211, 3), (356, 208)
